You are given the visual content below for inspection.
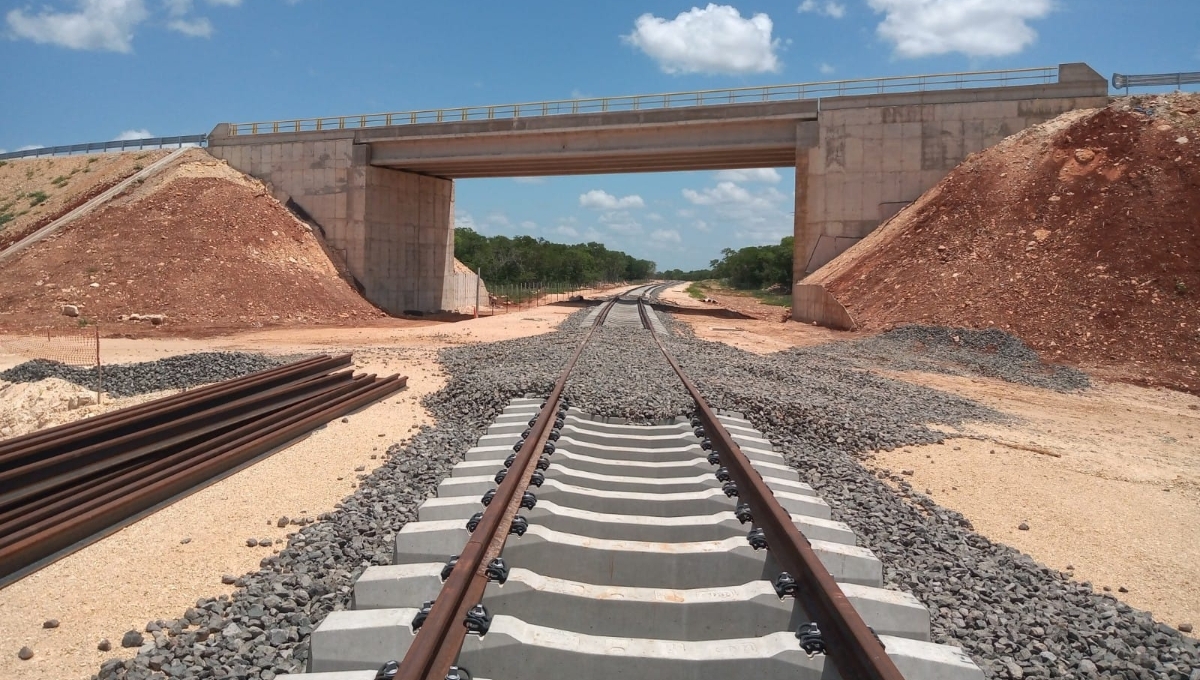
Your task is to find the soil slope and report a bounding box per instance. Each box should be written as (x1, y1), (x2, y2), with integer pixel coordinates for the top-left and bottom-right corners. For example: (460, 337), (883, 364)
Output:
(815, 94), (1200, 393)
(0, 151), (170, 251)
(0, 150), (383, 335)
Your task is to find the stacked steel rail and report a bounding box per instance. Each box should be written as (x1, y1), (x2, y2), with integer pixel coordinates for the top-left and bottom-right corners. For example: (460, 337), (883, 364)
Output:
(387, 294), (905, 679)
(0, 355), (407, 584)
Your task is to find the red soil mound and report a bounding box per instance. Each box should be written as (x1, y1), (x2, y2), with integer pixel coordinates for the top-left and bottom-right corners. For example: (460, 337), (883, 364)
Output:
(819, 94), (1200, 393)
(0, 165), (384, 336)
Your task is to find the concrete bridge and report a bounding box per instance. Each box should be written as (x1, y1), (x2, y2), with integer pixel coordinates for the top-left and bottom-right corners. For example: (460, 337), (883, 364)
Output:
(206, 63), (1109, 317)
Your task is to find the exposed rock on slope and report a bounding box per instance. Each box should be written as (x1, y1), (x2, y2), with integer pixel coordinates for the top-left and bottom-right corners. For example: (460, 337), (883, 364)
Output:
(812, 94), (1200, 393)
(0, 151), (384, 334)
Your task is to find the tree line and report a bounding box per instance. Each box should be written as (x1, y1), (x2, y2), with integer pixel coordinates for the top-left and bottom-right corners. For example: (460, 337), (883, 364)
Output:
(455, 228), (656, 284)
(659, 236), (793, 290)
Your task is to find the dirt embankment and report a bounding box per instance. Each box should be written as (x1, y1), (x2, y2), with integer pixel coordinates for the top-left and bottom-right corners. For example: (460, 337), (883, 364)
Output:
(0, 150), (389, 335)
(815, 94), (1200, 393)
(0, 151), (170, 251)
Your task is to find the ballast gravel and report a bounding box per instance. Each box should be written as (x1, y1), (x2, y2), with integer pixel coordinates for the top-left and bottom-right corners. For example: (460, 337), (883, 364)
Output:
(91, 308), (1196, 680)
(0, 352), (286, 397)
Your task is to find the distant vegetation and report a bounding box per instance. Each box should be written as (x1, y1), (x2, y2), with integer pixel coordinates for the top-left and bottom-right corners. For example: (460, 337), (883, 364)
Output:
(454, 228), (656, 285)
(661, 236), (794, 291)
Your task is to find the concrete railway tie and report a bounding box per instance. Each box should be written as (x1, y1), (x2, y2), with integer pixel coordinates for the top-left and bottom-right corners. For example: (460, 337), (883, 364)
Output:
(301, 398), (984, 679)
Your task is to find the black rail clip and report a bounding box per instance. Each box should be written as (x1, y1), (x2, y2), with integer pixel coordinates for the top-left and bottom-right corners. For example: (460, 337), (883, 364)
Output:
(494, 469), (508, 484)
(441, 555), (459, 581)
(747, 527), (768, 550)
(512, 439), (525, 452)
(536, 455), (551, 471)
(374, 660), (399, 680)
(693, 426), (706, 438)
(466, 512), (483, 532)
(715, 467), (732, 482)
(529, 470), (545, 487)
(549, 429), (561, 441)
(504, 454), (517, 468)
(773, 571), (799, 598)
(480, 489), (497, 506)
(734, 502), (753, 524)
(796, 622), (826, 656)
(722, 481), (739, 498)
(520, 491), (538, 509)
(509, 516), (529, 536)
(412, 600), (434, 631)
(445, 666), (472, 680)
(701, 438), (714, 451)
(706, 451), (721, 466)
(543, 441), (557, 455)
(485, 557), (509, 584)
(464, 603), (491, 635)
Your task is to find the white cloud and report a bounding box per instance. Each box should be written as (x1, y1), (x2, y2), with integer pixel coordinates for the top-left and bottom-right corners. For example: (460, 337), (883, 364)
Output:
(7, 0), (149, 52)
(646, 212), (664, 222)
(519, 220), (538, 231)
(682, 181), (792, 242)
(650, 229), (682, 245)
(579, 189), (645, 210)
(798, 1), (846, 18)
(114, 128), (153, 140)
(484, 211), (512, 229)
(868, 0), (1052, 58)
(693, 220), (712, 233)
(512, 177), (546, 185)
(167, 16), (211, 36)
(623, 4), (780, 75)
(455, 211), (478, 231)
(17, 144), (45, 151)
(819, 62), (835, 74)
(714, 168), (781, 184)
(599, 211), (642, 235)
(554, 225), (580, 238)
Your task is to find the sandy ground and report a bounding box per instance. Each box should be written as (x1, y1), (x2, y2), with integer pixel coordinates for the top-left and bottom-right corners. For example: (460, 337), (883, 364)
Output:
(660, 282), (852, 352)
(864, 371), (1200, 630)
(0, 303), (586, 680)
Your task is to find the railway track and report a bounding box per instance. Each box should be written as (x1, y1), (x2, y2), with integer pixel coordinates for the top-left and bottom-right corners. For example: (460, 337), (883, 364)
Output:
(299, 293), (985, 680)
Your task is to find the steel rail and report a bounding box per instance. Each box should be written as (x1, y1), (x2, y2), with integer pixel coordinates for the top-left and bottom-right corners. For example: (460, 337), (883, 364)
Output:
(395, 288), (641, 680)
(638, 299), (905, 680)
(0, 372), (406, 581)
(0, 355), (349, 462)
(0, 369), (355, 507)
(0, 370), (362, 537)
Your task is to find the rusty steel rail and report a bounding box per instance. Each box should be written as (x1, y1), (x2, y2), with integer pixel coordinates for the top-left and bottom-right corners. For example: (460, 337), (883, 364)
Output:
(396, 290), (634, 680)
(638, 299), (905, 680)
(0, 356), (407, 584)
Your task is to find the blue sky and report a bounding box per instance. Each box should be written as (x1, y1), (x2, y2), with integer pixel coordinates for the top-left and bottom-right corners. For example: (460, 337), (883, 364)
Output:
(2, 1), (1198, 270)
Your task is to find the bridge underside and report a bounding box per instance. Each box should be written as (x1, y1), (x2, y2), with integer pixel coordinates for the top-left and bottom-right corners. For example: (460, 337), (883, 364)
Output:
(205, 63), (1110, 319)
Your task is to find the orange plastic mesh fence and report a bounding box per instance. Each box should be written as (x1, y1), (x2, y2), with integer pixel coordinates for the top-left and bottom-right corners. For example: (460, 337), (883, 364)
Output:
(0, 326), (101, 368)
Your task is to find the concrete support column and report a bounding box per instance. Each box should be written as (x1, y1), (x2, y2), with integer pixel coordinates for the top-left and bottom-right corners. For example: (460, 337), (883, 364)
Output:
(352, 147), (454, 314)
(792, 150), (813, 289)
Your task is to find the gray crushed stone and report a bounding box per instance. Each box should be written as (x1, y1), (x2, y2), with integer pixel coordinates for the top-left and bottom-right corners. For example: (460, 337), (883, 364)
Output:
(801, 325), (1091, 392)
(0, 352), (286, 397)
(92, 308), (1195, 680)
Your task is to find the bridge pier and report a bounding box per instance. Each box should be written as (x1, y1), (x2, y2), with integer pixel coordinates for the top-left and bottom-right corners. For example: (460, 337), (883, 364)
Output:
(206, 132), (458, 315)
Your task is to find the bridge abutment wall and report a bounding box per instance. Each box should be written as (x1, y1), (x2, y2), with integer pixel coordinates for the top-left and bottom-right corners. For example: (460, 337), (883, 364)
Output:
(207, 131), (458, 314)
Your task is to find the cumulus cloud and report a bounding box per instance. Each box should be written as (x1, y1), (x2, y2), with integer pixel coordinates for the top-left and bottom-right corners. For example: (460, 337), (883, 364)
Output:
(819, 62), (835, 74)
(598, 211), (642, 235)
(554, 225), (580, 238)
(714, 168), (782, 184)
(113, 128), (153, 140)
(798, 1), (846, 18)
(682, 181), (792, 242)
(623, 4), (780, 75)
(7, 0), (149, 52)
(17, 144), (46, 151)
(455, 211), (478, 231)
(868, 0), (1053, 58)
(167, 16), (210, 36)
(650, 229), (682, 245)
(579, 189), (645, 210)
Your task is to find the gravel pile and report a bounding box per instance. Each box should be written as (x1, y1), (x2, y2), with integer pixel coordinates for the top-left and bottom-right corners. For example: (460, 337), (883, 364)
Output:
(0, 352), (286, 397)
(801, 325), (1091, 392)
(90, 312), (1195, 680)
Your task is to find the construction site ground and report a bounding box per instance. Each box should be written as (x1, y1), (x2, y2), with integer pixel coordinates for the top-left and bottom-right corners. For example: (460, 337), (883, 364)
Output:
(2, 295), (1198, 680)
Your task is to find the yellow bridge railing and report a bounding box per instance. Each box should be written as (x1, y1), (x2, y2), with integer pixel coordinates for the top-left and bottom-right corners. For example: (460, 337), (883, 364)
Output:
(226, 66), (1058, 136)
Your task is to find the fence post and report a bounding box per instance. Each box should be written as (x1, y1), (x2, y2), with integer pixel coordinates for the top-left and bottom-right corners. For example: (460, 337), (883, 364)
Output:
(94, 324), (102, 406)
(475, 268), (481, 319)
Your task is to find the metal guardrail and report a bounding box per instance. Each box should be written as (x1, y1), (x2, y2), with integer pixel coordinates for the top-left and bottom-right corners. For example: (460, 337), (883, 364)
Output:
(0, 135), (207, 162)
(226, 66), (1059, 136)
(1112, 71), (1200, 91)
